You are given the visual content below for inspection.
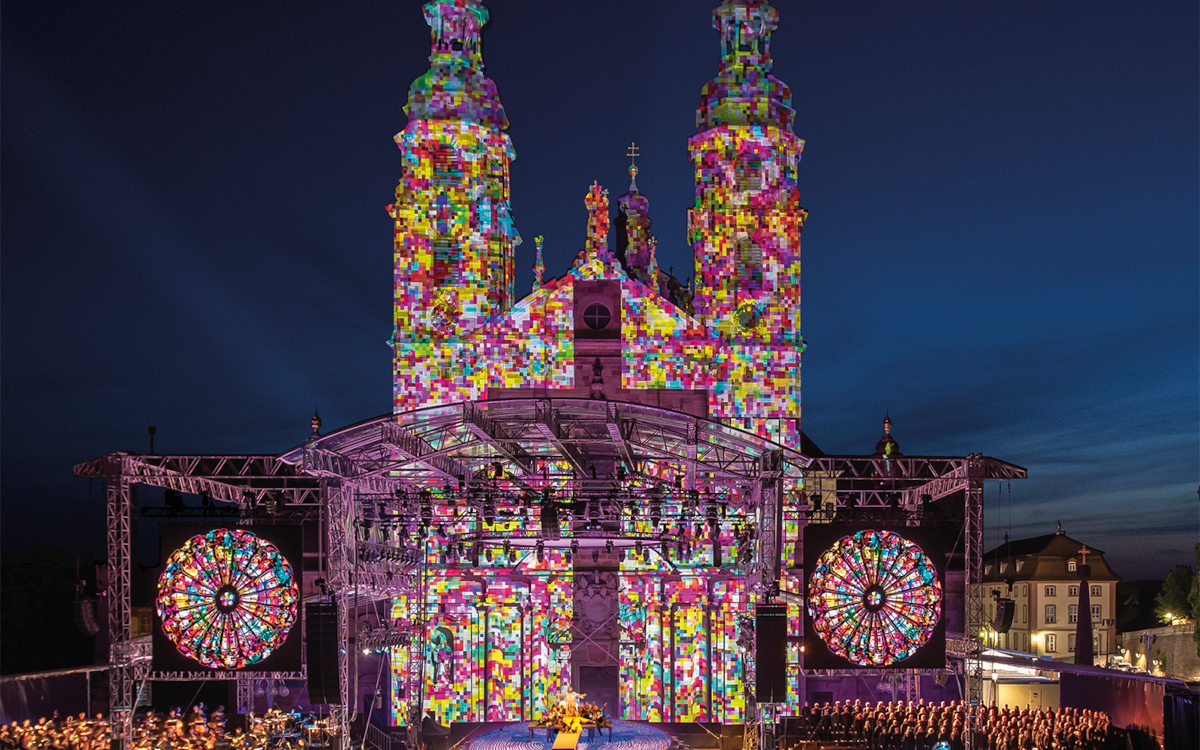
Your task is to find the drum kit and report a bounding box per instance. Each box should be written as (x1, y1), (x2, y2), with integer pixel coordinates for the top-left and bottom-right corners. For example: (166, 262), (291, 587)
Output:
(237, 711), (338, 749)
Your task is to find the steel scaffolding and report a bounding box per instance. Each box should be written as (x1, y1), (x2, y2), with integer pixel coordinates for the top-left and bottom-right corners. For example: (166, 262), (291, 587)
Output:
(77, 398), (1024, 749)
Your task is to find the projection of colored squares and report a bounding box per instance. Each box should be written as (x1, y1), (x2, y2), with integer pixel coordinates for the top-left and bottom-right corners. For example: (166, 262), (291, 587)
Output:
(618, 573), (749, 723)
(390, 552), (573, 725)
(391, 2), (807, 455)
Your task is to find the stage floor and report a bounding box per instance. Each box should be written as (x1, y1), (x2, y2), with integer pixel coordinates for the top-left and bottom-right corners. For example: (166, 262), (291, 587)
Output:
(468, 722), (673, 750)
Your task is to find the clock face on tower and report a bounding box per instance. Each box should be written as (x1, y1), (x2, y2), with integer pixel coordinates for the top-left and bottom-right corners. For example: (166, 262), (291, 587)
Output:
(734, 299), (763, 333)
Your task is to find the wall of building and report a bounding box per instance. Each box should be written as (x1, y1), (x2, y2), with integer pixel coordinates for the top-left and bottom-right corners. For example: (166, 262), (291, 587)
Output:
(1119, 623), (1200, 681)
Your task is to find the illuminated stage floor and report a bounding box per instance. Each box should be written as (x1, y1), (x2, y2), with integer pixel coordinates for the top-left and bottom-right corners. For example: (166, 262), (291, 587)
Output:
(468, 721), (673, 750)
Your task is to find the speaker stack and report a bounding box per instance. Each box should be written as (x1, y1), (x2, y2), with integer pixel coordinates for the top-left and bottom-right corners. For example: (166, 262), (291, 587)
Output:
(306, 602), (340, 705)
(755, 604), (788, 703)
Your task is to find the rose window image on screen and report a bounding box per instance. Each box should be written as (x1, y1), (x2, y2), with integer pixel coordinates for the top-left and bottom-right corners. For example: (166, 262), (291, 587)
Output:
(806, 529), (942, 666)
(156, 529), (299, 669)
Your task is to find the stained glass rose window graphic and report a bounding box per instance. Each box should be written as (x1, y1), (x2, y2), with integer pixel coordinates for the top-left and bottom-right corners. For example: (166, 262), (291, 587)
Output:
(806, 529), (942, 666)
(156, 528), (298, 669)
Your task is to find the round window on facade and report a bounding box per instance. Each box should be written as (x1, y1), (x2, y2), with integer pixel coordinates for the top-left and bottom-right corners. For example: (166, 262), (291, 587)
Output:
(583, 303), (611, 330)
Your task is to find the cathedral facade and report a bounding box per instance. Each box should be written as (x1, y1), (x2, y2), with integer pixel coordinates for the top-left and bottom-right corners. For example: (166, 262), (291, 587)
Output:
(390, 0), (805, 449)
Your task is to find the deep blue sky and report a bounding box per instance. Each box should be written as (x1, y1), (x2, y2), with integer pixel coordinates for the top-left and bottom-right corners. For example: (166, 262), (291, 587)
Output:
(2, 1), (1196, 579)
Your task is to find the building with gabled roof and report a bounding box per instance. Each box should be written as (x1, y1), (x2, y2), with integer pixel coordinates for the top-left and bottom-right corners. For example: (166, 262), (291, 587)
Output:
(982, 524), (1121, 663)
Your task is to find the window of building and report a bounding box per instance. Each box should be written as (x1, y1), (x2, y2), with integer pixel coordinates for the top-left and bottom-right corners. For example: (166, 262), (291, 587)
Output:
(1016, 559), (1024, 572)
(1022, 605), (1028, 624)
(985, 564), (992, 575)
(1068, 634), (1076, 652)
(1045, 634), (1057, 652)
(1068, 559), (1077, 572)
(1091, 604), (1101, 619)
(1091, 585), (1101, 597)
(1045, 586), (1056, 597)
(582, 303), (612, 330)
(1045, 604), (1056, 624)
(430, 146), (462, 186)
(735, 156), (763, 192)
(1068, 604), (1078, 623)
(1069, 585), (1079, 597)
(735, 239), (764, 292)
(1023, 585), (1028, 597)
(1000, 562), (1007, 573)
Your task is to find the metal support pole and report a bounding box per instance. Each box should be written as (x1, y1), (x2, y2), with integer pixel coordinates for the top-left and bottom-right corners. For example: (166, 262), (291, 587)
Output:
(963, 456), (985, 750)
(753, 450), (783, 750)
(236, 677), (254, 715)
(106, 474), (134, 749)
(322, 478), (355, 743)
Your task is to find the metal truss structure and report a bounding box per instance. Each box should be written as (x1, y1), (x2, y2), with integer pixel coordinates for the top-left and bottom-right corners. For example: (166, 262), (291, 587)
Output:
(77, 398), (1023, 750)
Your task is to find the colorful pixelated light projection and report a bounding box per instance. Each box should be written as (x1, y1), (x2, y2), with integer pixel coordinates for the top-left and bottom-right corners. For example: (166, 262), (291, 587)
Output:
(155, 529), (298, 670)
(390, 550), (573, 725)
(617, 126), (805, 448)
(807, 529), (943, 667)
(619, 571), (749, 723)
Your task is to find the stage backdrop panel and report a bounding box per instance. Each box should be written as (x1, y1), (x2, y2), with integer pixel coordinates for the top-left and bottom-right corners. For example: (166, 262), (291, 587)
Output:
(152, 523), (303, 674)
(801, 521), (948, 670)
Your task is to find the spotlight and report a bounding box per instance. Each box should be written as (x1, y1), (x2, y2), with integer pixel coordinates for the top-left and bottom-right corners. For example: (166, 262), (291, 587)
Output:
(592, 550), (600, 564)
(535, 541), (544, 563)
(486, 548), (494, 563)
(605, 539), (614, 554)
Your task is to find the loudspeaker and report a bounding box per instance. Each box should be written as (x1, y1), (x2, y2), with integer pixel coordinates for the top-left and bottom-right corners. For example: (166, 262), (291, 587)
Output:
(992, 598), (1015, 634)
(755, 604), (788, 703)
(306, 602), (340, 705)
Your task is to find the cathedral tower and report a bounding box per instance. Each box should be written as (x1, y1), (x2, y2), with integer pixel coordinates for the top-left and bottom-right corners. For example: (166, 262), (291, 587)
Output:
(688, 0), (805, 445)
(389, 0), (520, 413)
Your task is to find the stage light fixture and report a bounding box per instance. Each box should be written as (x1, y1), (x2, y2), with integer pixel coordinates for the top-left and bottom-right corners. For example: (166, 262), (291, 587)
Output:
(535, 541), (544, 563)
(605, 539), (614, 554)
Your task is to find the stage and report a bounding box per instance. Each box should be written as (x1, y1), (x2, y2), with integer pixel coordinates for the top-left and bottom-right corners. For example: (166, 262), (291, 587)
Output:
(467, 721), (674, 750)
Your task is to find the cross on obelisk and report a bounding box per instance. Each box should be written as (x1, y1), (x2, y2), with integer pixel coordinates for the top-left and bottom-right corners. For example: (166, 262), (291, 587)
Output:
(1078, 546), (1090, 566)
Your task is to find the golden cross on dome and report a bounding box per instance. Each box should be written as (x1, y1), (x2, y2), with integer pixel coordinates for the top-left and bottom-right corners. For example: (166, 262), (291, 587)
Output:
(627, 142), (640, 167)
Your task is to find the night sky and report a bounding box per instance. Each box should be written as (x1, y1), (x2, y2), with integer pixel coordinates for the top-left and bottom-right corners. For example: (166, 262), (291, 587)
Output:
(2, 1), (1196, 580)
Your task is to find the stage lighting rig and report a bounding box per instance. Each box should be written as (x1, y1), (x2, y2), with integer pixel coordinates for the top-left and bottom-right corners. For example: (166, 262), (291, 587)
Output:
(359, 626), (413, 653)
(358, 541), (421, 567)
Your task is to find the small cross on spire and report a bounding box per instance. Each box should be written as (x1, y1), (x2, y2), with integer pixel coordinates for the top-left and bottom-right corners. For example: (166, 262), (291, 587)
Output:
(626, 142), (640, 193)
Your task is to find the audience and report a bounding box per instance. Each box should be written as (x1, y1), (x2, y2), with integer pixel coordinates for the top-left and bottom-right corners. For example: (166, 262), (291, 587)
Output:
(1, 707), (339, 750)
(786, 699), (1114, 750)
(0, 700), (1120, 750)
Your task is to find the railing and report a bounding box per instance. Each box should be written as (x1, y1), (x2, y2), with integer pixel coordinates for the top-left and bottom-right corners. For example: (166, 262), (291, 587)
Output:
(362, 722), (394, 750)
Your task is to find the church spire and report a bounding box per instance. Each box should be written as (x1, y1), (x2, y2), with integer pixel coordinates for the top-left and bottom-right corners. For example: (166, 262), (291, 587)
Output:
(697, 0), (794, 132)
(584, 182), (611, 263)
(404, 0), (509, 130)
(533, 235), (545, 289)
(616, 143), (655, 283)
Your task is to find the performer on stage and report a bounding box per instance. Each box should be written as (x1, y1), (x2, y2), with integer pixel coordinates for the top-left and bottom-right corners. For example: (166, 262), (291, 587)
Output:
(559, 689), (587, 715)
